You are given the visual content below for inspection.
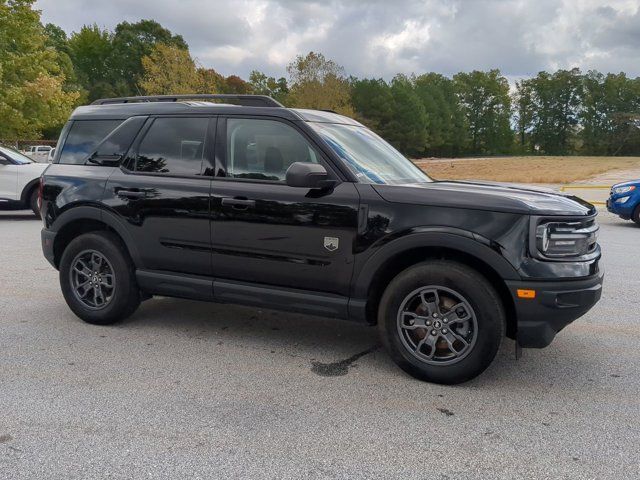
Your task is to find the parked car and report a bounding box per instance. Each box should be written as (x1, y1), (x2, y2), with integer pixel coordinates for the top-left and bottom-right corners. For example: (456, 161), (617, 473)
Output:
(607, 180), (640, 224)
(0, 145), (47, 217)
(40, 94), (603, 384)
(23, 145), (53, 163)
(47, 148), (56, 163)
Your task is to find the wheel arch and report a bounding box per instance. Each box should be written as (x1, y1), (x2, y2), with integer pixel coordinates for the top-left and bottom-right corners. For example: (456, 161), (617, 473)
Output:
(19, 178), (40, 205)
(351, 231), (519, 338)
(51, 206), (142, 269)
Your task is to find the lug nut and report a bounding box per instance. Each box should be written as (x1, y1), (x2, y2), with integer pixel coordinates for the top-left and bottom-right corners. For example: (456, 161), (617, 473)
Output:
(431, 330), (437, 335)
(426, 321), (431, 326)
(443, 328), (448, 334)
(443, 318), (448, 323)
(432, 313), (437, 318)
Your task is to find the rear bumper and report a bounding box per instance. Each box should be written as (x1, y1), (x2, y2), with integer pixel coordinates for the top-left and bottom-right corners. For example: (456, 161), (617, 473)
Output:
(506, 269), (604, 348)
(41, 228), (57, 268)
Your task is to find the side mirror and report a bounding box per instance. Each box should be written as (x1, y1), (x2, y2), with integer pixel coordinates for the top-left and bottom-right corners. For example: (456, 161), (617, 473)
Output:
(285, 162), (336, 189)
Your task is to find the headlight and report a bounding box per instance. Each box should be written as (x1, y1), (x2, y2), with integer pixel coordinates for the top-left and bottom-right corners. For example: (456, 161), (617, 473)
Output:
(535, 220), (599, 258)
(615, 196), (630, 204)
(613, 185), (636, 194)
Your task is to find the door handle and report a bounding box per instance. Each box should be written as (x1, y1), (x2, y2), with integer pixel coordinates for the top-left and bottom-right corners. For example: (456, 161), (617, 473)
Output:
(114, 188), (149, 200)
(221, 197), (256, 209)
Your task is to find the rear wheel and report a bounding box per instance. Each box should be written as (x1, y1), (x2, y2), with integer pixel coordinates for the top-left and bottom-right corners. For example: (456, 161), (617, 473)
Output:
(632, 205), (640, 226)
(378, 260), (504, 384)
(29, 188), (40, 218)
(59, 231), (140, 325)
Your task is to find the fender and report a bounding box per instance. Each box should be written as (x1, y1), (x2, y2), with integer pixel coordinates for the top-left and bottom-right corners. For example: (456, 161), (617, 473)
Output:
(351, 227), (521, 301)
(51, 205), (143, 267)
(19, 178), (40, 204)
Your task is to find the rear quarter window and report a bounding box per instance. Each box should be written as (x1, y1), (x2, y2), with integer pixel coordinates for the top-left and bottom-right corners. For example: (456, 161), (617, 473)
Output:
(58, 120), (123, 164)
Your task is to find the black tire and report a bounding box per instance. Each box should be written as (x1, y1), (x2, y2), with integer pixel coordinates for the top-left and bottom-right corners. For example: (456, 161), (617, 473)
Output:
(378, 260), (504, 385)
(59, 231), (140, 325)
(632, 205), (640, 226)
(29, 187), (40, 218)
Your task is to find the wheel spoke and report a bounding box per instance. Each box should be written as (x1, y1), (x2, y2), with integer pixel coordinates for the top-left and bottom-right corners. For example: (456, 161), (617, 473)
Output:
(443, 302), (471, 324)
(420, 289), (441, 315)
(91, 253), (103, 271)
(442, 330), (468, 353)
(416, 334), (437, 359)
(400, 312), (429, 330)
(100, 274), (114, 288)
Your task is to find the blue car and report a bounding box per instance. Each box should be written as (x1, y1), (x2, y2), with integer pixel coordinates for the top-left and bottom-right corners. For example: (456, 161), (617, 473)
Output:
(607, 180), (640, 224)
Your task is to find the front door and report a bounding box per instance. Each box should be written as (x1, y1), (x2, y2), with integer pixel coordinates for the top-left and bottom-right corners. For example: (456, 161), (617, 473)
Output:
(210, 116), (360, 296)
(102, 116), (214, 276)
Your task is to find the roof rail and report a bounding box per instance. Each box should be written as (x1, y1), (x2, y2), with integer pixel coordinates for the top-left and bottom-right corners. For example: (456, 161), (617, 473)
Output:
(90, 94), (284, 108)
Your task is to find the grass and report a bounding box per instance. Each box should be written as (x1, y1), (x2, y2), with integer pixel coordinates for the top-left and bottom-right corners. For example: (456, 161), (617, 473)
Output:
(414, 156), (640, 183)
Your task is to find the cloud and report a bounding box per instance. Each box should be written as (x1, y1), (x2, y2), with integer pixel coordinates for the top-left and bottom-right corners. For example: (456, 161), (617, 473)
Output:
(35, 0), (640, 79)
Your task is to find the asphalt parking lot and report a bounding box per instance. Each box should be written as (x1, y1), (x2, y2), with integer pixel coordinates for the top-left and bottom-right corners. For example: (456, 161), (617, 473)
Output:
(0, 208), (638, 479)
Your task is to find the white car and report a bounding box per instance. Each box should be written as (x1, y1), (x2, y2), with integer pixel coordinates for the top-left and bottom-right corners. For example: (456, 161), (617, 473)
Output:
(0, 145), (48, 217)
(23, 145), (53, 163)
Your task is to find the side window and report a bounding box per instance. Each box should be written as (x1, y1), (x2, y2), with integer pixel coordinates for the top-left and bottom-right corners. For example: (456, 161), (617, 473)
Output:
(226, 118), (319, 182)
(92, 116), (146, 159)
(136, 117), (209, 175)
(59, 120), (123, 164)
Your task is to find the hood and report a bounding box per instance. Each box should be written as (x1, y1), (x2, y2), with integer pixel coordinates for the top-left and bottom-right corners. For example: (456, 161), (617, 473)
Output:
(372, 180), (595, 216)
(611, 179), (640, 189)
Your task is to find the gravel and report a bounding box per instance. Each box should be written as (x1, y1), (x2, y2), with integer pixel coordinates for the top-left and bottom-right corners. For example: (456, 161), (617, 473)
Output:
(0, 208), (638, 479)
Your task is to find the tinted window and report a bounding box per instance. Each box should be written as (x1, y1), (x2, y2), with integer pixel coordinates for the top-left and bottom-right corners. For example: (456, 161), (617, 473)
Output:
(226, 118), (319, 182)
(59, 120), (122, 164)
(93, 117), (146, 158)
(136, 117), (209, 175)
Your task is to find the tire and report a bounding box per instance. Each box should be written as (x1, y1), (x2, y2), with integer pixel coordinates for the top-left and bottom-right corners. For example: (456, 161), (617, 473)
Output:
(378, 260), (504, 385)
(29, 188), (40, 218)
(59, 231), (140, 325)
(632, 205), (640, 226)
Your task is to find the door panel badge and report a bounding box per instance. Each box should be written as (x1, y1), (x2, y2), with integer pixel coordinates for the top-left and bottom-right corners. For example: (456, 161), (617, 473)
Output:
(323, 236), (339, 252)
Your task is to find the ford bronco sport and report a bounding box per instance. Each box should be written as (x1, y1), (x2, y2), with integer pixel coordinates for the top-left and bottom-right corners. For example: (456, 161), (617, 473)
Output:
(40, 94), (603, 384)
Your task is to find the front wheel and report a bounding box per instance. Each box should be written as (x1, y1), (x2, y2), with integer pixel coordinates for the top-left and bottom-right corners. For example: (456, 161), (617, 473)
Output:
(378, 260), (504, 384)
(632, 205), (640, 226)
(59, 231), (140, 325)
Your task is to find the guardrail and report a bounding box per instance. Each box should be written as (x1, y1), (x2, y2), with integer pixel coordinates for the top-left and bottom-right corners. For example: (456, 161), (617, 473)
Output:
(559, 185), (611, 206)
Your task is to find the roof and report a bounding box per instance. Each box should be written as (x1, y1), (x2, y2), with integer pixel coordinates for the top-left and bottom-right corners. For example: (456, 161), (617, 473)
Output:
(69, 95), (362, 126)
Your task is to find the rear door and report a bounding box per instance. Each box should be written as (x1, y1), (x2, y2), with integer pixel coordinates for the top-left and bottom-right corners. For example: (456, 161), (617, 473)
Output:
(102, 115), (214, 276)
(209, 116), (360, 296)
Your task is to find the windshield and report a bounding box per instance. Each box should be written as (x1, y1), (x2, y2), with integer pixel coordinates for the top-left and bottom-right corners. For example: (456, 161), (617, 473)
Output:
(308, 123), (431, 185)
(0, 146), (33, 165)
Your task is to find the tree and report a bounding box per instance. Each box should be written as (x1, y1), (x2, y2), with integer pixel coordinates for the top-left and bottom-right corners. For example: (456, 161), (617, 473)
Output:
(0, 0), (79, 139)
(139, 43), (201, 95)
(249, 70), (289, 104)
(222, 75), (252, 94)
(351, 78), (394, 133)
(513, 79), (535, 153)
(414, 73), (467, 156)
(111, 19), (188, 95)
(67, 24), (123, 100)
(385, 75), (428, 156)
(453, 70), (513, 155)
(286, 52), (353, 115)
(197, 68), (224, 94)
(527, 68), (583, 155)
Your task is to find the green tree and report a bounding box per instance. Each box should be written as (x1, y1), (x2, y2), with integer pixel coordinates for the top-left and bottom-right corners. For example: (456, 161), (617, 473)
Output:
(139, 43), (200, 95)
(67, 24), (124, 100)
(513, 79), (535, 153)
(580, 71), (640, 155)
(351, 78), (394, 133)
(453, 70), (512, 155)
(0, 0), (79, 139)
(527, 68), (582, 155)
(111, 19), (188, 95)
(249, 70), (289, 104)
(385, 75), (428, 156)
(414, 73), (467, 156)
(287, 52), (353, 115)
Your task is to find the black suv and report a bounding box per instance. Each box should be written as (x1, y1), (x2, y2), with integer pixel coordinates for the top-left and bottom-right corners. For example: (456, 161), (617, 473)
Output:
(40, 94), (603, 384)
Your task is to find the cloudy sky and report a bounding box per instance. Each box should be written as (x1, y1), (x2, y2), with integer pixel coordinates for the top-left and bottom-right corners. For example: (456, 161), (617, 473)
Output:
(35, 0), (640, 81)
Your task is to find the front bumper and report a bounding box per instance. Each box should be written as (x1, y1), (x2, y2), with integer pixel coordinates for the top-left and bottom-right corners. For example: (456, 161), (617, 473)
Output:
(506, 269), (604, 348)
